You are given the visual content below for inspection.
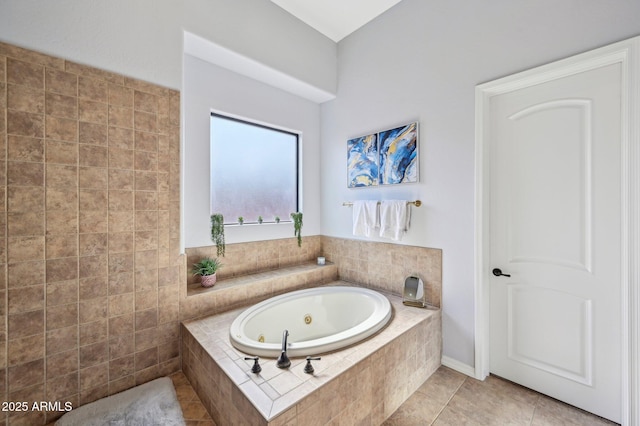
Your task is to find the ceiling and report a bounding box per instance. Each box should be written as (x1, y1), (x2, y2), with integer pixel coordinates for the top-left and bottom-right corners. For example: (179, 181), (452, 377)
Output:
(270, 0), (404, 42)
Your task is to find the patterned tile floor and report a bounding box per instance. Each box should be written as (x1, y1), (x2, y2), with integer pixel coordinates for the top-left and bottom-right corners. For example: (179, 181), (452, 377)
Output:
(172, 366), (618, 425)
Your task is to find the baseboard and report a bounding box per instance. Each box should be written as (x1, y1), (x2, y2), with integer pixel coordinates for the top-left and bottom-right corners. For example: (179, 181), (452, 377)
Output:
(441, 356), (476, 378)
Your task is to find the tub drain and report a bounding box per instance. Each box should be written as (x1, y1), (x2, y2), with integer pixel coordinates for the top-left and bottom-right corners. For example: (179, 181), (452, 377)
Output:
(258, 334), (265, 343)
(304, 314), (312, 325)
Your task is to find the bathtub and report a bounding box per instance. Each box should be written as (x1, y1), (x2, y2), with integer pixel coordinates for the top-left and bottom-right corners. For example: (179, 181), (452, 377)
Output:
(229, 286), (392, 357)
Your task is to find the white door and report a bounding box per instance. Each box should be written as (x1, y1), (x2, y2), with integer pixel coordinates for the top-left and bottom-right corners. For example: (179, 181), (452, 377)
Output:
(488, 60), (622, 421)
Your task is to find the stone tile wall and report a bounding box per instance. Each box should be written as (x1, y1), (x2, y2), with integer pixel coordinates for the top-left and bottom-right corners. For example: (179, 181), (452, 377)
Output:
(0, 42), (182, 424)
(322, 236), (442, 308)
(182, 235), (442, 320)
(185, 235), (322, 284)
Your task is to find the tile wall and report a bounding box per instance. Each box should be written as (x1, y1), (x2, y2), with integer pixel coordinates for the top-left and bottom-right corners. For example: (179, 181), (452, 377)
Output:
(0, 42), (182, 424)
(182, 235), (442, 320)
(185, 235), (322, 284)
(322, 237), (442, 308)
(182, 236), (334, 321)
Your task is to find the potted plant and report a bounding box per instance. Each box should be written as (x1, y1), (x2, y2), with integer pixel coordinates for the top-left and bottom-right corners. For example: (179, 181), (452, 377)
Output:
(290, 212), (303, 247)
(275, 216), (280, 223)
(192, 257), (223, 288)
(258, 216), (263, 224)
(210, 213), (225, 257)
(238, 216), (244, 225)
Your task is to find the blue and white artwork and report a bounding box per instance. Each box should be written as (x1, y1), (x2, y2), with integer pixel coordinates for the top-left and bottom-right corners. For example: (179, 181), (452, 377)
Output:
(378, 122), (418, 185)
(347, 134), (379, 188)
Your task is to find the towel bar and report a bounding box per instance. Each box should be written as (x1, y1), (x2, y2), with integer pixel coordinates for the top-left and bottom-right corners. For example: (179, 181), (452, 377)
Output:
(342, 200), (421, 207)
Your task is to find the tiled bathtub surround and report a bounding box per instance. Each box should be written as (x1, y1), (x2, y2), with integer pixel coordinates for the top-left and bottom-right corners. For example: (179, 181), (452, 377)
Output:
(182, 237), (338, 320)
(182, 283), (442, 425)
(183, 261), (339, 320)
(0, 42), (182, 424)
(321, 237), (442, 308)
(185, 236), (442, 312)
(186, 236), (322, 283)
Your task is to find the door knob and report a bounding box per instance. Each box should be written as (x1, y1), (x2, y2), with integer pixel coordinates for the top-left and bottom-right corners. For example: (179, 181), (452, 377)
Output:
(492, 268), (511, 277)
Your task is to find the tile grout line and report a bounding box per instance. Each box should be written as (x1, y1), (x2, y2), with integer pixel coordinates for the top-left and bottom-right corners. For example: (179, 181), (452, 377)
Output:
(528, 394), (541, 426)
(429, 375), (468, 425)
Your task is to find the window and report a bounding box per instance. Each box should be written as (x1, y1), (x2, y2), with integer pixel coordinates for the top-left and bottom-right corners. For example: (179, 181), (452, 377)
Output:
(210, 113), (299, 224)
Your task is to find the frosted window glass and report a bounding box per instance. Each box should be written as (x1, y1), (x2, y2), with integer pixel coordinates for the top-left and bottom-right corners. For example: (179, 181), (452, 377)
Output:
(210, 114), (299, 224)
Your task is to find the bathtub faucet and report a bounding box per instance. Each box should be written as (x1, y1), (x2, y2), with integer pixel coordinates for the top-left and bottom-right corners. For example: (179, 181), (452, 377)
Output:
(276, 329), (291, 369)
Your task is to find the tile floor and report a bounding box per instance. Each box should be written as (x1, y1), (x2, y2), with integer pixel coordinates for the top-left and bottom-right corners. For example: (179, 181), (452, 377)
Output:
(171, 366), (617, 425)
(383, 366), (617, 426)
(170, 372), (215, 426)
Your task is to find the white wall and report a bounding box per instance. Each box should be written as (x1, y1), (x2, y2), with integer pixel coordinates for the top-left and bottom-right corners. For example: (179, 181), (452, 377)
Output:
(320, 0), (640, 367)
(0, 0), (337, 94)
(183, 54), (321, 248)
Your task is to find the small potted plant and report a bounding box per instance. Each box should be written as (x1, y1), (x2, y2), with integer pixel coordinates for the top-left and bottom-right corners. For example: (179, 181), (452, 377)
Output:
(238, 216), (244, 225)
(192, 257), (223, 288)
(275, 216), (280, 223)
(258, 216), (263, 224)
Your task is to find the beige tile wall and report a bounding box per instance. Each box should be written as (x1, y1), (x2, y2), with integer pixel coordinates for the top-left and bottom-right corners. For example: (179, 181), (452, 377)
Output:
(0, 42), (182, 425)
(185, 235), (322, 285)
(322, 236), (442, 308)
(182, 236), (328, 321)
(183, 235), (442, 320)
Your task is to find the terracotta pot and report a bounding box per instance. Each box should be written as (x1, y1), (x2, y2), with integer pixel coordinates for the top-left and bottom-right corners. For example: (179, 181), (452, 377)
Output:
(201, 273), (217, 288)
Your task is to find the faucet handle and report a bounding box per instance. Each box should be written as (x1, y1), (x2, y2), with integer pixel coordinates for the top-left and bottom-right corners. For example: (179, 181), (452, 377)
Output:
(244, 356), (262, 374)
(304, 356), (321, 374)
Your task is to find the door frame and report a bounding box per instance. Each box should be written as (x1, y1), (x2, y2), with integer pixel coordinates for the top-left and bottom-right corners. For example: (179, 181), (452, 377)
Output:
(474, 36), (640, 425)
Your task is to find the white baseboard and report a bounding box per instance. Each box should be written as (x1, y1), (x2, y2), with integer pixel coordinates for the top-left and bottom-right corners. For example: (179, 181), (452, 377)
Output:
(441, 356), (476, 378)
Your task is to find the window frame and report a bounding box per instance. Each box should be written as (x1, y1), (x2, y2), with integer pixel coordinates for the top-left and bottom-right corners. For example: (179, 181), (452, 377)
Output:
(209, 112), (300, 225)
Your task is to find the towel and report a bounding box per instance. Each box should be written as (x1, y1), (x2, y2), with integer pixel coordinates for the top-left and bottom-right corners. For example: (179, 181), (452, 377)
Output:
(352, 200), (379, 237)
(379, 200), (411, 241)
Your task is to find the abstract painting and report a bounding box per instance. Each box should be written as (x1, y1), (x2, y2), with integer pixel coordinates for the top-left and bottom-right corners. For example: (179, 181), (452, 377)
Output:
(378, 122), (418, 185)
(347, 133), (378, 188)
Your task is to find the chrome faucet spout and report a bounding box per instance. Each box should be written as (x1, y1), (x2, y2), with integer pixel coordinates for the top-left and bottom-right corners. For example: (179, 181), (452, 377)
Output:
(276, 329), (291, 369)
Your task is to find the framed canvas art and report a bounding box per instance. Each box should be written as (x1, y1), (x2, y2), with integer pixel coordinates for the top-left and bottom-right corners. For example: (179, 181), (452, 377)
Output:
(347, 133), (378, 188)
(347, 121), (418, 188)
(378, 122), (418, 185)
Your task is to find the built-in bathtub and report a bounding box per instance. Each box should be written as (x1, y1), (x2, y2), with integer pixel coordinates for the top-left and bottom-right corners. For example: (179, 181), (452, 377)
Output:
(229, 286), (392, 357)
(182, 281), (442, 425)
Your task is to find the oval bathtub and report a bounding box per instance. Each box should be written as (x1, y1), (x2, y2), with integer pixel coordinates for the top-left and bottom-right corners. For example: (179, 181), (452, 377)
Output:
(229, 286), (392, 357)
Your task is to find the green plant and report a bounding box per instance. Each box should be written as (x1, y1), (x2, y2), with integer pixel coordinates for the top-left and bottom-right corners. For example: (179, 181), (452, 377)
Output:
(275, 216), (280, 223)
(191, 257), (223, 276)
(258, 216), (263, 224)
(290, 212), (303, 247)
(238, 216), (244, 225)
(210, 213), (225, 257)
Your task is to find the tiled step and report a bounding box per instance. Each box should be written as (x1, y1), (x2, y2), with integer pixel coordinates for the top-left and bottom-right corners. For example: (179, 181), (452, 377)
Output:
(183, 262), (338, 319)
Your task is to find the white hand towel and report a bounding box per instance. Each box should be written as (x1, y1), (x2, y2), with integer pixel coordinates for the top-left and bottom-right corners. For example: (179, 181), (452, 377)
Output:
(379, 200), (411, 241)
(352, 200), (379, 237)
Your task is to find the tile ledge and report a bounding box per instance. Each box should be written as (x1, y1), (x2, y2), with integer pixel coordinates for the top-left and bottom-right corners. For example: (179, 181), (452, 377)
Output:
(186, 261), (336, 297)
